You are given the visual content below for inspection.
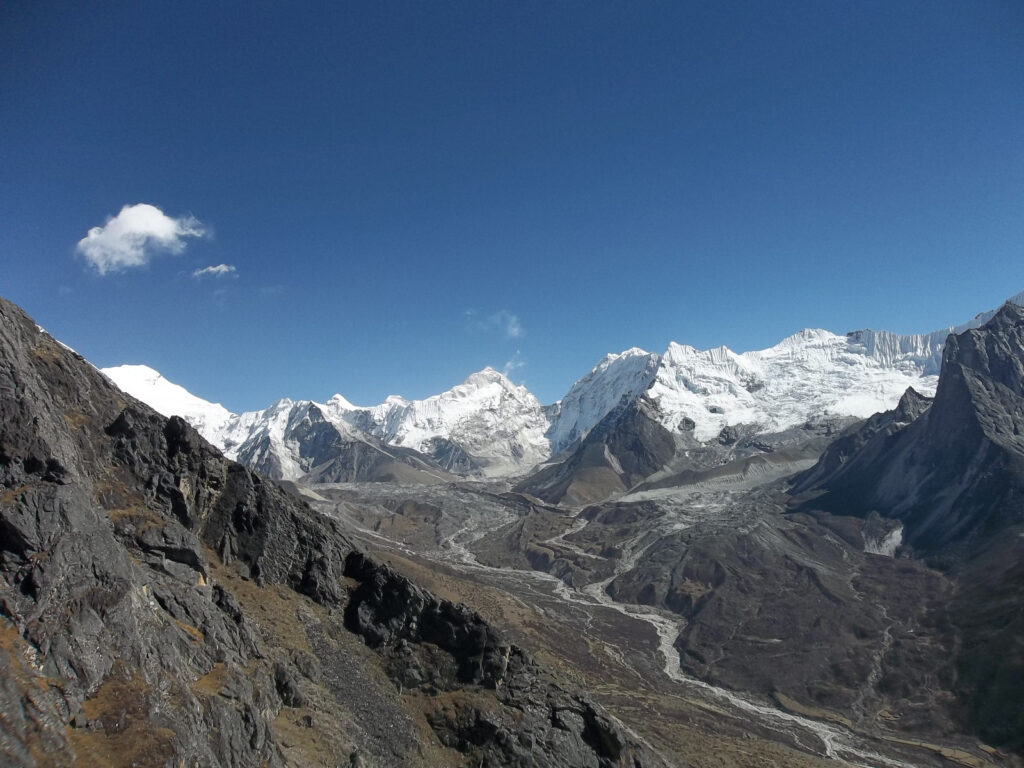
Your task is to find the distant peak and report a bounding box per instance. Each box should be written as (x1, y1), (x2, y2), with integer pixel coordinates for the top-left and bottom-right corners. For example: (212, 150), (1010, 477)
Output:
(773, 328), (838, 349)
(664, 341), (698, 356)
(326, 393), (356, 410)
(462, 367), (511, 387)
(992, 299), (1024, 323)
(612, 347), (651, 359)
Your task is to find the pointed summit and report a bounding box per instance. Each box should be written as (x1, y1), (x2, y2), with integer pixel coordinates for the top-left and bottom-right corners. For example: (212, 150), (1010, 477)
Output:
(461, 366), (513, 390)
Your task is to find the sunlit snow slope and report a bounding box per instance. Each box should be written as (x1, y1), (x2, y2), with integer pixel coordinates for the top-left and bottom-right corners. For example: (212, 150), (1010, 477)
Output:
(102, 365), (234, 442)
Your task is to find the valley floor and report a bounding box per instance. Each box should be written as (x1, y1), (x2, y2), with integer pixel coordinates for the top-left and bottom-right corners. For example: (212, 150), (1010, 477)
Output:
(304, 465), (1017, 768)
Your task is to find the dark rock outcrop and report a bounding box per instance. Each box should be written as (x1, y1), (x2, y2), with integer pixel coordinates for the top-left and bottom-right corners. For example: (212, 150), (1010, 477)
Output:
(1, 300), (301, 766)
(341, 552), (657, 768)
(791, 302), (1024, 556)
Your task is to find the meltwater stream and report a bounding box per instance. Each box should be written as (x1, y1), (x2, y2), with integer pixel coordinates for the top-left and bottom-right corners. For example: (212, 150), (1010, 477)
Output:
(318, 482), (918, 768)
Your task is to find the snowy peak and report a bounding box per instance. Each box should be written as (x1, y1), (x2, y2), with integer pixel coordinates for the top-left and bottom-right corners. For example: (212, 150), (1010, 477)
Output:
(460, 366), (516, 390)
(361, 366), (549, 476)
(102, 290), (1024, 484)
(101, 364), (233, 443)
(326, 392), (357, 410)
(647, 323), (951, 441)
(546, 347), (660, 452)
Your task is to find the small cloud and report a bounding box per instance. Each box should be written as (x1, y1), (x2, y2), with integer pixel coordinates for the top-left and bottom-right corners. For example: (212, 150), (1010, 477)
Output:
(192, 263), (237, 278)
(466, 309), (525, 339)
(502, 350), (526, 379)
(497, 311), (525, 339)
(77, 203), (206, 275)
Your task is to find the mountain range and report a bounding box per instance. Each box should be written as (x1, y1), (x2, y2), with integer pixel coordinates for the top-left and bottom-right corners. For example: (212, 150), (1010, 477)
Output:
(103, 290), (1024, 493)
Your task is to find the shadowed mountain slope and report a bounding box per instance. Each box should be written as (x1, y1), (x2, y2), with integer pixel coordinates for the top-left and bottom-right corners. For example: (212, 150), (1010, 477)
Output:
(791, 301), (1024, 749)
(791, 301), (1024, 556)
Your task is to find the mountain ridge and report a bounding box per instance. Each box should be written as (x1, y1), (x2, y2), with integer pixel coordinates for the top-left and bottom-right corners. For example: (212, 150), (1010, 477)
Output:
(103, 291), (1024, 484)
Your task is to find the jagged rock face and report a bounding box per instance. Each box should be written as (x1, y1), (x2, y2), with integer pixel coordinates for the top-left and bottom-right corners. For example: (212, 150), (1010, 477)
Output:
(790, 301), (1024, 750)
(0, 297), (665, 768)
(0, 299), (351, 767)
(791, 302), (1024, 556)
(341, 553), (655, 768)
(1, 323), (268, 765)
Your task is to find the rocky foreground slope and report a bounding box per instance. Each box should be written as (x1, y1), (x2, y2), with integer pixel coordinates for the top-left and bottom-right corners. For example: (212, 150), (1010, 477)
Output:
(0, 296), (663, 768)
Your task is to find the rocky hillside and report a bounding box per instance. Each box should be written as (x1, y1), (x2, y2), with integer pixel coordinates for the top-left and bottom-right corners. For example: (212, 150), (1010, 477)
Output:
(791, 301), (1024, 750)
(791, 301), (1024, 556)
(0, 296), (664, 768)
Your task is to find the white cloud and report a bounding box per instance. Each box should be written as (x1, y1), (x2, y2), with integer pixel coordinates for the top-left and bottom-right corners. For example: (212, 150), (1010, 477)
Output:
(466, 309), (525, 339)
(503, 350), (526, 379)
(77, 203), (206, 274)
(496, 310), (525, 339)
(192, 263), (237, 278)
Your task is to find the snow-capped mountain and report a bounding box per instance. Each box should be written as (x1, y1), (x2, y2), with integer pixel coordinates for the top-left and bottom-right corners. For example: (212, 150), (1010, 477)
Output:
(103, 292), (1024, 484)
(545, 348), (660, 453)
(357, 367), (550, 476)
(559, 291), (1024, 445)
(645, 329), (938, 442)
(105, 366), (550, 481)
(102, 365), (234, 441)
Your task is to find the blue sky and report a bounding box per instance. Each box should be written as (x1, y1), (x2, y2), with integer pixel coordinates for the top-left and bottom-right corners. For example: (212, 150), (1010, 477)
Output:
(2, 1), (1023, 410)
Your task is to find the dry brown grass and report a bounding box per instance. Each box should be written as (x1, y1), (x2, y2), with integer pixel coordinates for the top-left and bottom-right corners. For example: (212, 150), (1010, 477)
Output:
(190, 662), (228, 698)
(0, 483), (28, 505)
(172, 617), (205, 643)
(66, 675), (176, 768)
(63, 408), (90, 429)
(203, 547), (314, 654)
